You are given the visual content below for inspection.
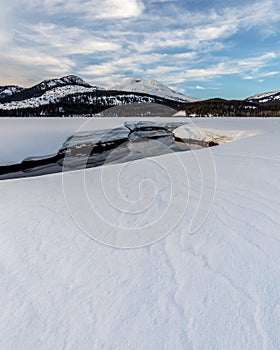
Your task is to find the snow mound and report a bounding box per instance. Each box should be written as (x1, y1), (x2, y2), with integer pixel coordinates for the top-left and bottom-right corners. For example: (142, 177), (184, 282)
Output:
(1, 118), (280, 349)
(111, 77), (199, 102)
(173, 125), (258, 144)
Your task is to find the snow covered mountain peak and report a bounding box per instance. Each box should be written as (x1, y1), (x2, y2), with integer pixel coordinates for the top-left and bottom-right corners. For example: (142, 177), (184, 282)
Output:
(35, 75), (93, 91)
(111, 77), (199, 103)
(246, 90), (280, 104)
(59, 75), (92, 87)
(0, 75), (104, 104)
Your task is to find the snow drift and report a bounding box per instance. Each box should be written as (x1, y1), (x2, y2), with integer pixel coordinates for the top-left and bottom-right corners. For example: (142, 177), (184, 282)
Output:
(0, 118), (280, 349)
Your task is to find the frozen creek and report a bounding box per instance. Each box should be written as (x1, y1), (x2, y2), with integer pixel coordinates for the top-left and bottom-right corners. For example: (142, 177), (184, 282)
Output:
(0, 120), (230, 180)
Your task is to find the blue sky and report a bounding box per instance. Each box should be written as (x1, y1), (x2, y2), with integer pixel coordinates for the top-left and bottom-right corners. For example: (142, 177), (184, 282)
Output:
(1, 0), (280, 99)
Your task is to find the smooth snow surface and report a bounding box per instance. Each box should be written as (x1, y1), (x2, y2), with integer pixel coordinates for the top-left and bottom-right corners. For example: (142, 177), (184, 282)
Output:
(0, 118), (88, 165)
(111, 77), (199, 102)
(0, 118), (280, 349)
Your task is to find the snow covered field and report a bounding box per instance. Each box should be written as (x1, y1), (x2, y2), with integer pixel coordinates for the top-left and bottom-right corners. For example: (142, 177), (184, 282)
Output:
(0, 117), (280, 349)
(0, 118), (126, 165)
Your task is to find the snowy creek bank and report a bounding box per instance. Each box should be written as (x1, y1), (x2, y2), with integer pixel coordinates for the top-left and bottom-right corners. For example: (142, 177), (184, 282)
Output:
(0, 120), (253, 180)
(173, 124), (257, 149)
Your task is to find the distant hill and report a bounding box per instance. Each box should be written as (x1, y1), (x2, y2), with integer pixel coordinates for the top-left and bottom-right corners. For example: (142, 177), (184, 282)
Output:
(246, 90), (280, 104)
(179, 98), (280, 117)
(0, 75), (100, 104)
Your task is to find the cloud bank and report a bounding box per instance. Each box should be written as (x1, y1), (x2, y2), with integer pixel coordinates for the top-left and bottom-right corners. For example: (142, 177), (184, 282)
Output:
(0, 0), (280, 98)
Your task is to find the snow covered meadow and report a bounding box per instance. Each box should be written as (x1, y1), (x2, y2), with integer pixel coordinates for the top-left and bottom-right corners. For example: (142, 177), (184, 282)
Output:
(0, 117), (280, 349)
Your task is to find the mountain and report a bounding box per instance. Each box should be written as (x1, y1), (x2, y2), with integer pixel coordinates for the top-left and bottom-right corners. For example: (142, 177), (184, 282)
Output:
(0, 75), (189, 116)
(0, 85), (100, 111)
(246, 90), (280, 104)
(179, 98), (261, 117)
(111, 78), (199, 103)
(0, 86), (24, 100)
(0, 90), (182, 117)
(2, 74), (280, 117)
(0, 75), (101, 104)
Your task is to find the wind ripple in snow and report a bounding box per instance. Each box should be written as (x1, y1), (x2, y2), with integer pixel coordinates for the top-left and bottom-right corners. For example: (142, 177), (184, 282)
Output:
(0, 118), (280, 349)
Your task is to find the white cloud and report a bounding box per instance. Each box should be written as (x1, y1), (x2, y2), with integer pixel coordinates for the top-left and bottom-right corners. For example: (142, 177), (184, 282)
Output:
(192, 24), (238, 42)
(20, 23), (121, 54)
(21, 0), (145, 19)
(1, 0), (280, 94)
(183, 53), (278, 80)
(0, 47), (75, 86)
(97, 0), (145, 18)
